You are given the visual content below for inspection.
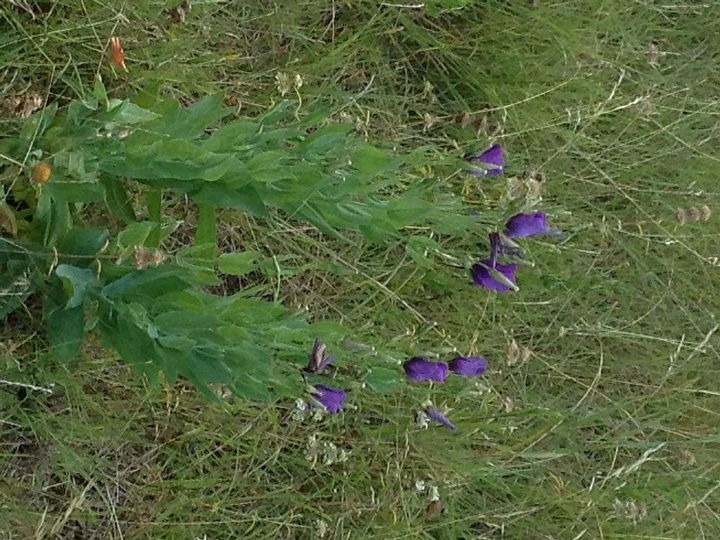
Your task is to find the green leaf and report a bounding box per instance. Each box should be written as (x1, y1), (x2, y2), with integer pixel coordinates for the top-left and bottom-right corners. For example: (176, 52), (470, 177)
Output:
(45, 279), (86, 363)
(102, 176), (136, 223)
(102, 266), (198, 300)
(365, 367), (402, 394)
(145, 190), (162, 247)
(34, 191), (71, 247)
(108, 101), (161, 124)
(192, 184), (267, 216)
(218, 251), (260, 276)
(46, 181), (104, 204)
(161, 94), (229, 140)
(46, 305), (85, 362)
(352, 145), (392, 176)
(55, 264), (97, 308)
(117, 222), (157, 250)
(308, 320), (348, 341)
(193, 204), (216, 248)
(0, 270), (35, 320)
(93, 74), (108, 108)
(20, 102), (58, 140)
(202, 120), (258, 152)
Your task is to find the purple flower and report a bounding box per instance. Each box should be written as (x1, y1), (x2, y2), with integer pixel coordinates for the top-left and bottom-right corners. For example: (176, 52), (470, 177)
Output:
(471, 258), (517, 292)
(425, 406), (457, 431)
(403, 357), (449, 383)
(505, 211), (561, 238)
(304, 339), (334, 374)
(311, 384), (345, 413)
(468, 144), (504, 177)
(449, 356), (488, 377)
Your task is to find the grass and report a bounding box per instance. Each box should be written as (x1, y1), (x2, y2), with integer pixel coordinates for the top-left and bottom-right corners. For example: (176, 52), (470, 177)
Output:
(2, 0), (720, 538)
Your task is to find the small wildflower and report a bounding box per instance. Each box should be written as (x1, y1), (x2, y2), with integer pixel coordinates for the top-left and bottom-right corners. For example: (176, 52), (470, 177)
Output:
(294, 73), (304, 90)
(292, 398), (310, 421)
(275, 72), (294, 96)
(321, 442), (349, 466)
(613, 499), (647, 524)
(403, 357), (448, 383)
(311, 384), (345, 413)
(449, 356), (487, 377)
(505, 211), (560, 238)
(414, 409), (430, 429)
(423, 112), (436, 132)
(109, 36), (127, 71)
(305, 433), (322, 466)
(314, 519), (328, 538)
(424, 403), (456, 431)
(414, 479), (427, 492)
(304, 338), (334, 374)
(502, 396), (515, 413)
(31, 161), (52, 184)
(467, 144), (504, 177)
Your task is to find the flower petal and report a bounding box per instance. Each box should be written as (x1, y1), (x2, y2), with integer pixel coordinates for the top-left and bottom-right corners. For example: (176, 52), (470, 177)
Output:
(504, 211), (550, 238)
(403, 358), (449, 383)
(471, 258), (517, 292)
(311, 384), (345, 413)
(468, 144), (504, 177)
(425, 406), (457, 431)
(449, 356), (488, 377)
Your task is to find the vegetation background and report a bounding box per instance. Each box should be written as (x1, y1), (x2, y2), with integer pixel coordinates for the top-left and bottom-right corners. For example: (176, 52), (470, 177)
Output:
(1, 0), (719, 538)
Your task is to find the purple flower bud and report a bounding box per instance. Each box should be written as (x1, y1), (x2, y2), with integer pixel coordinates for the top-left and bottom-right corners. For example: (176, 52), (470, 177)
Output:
(449, 356), (487, 377)
(467, 144), (504, 177)
(471, 258), (517, 293)
(425, 406), (457, 431)
(311, 385), (345, 413)
(403, 357), (449, 383)
(304, 339), (334, 374)
(505, 211), (560, 238)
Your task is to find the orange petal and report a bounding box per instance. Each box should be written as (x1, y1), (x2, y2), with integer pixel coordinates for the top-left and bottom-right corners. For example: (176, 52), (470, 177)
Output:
(109, 36), (127, 71)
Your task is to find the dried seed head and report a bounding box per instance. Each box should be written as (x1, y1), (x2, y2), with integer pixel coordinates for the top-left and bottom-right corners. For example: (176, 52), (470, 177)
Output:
(456, 112), (472, 129)
(506, 338), (521, 366)
(423, 112), (436, 132)
(32, 161), (52, 184)
(164, 5), (186, 23)
(675, 207), (687, 225)
(425, 500), (446, 518)
(648, 42), (660, 67)
(133, 246), (167, 270)
(676, 205), (711, 224)
(686, 206), (701, 222)
(3, 93), (43, 118)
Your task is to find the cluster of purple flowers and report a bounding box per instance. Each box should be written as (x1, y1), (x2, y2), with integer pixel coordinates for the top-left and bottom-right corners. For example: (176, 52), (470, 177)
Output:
(469, 144), (561, 293)
(300, 144), (559, 429)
